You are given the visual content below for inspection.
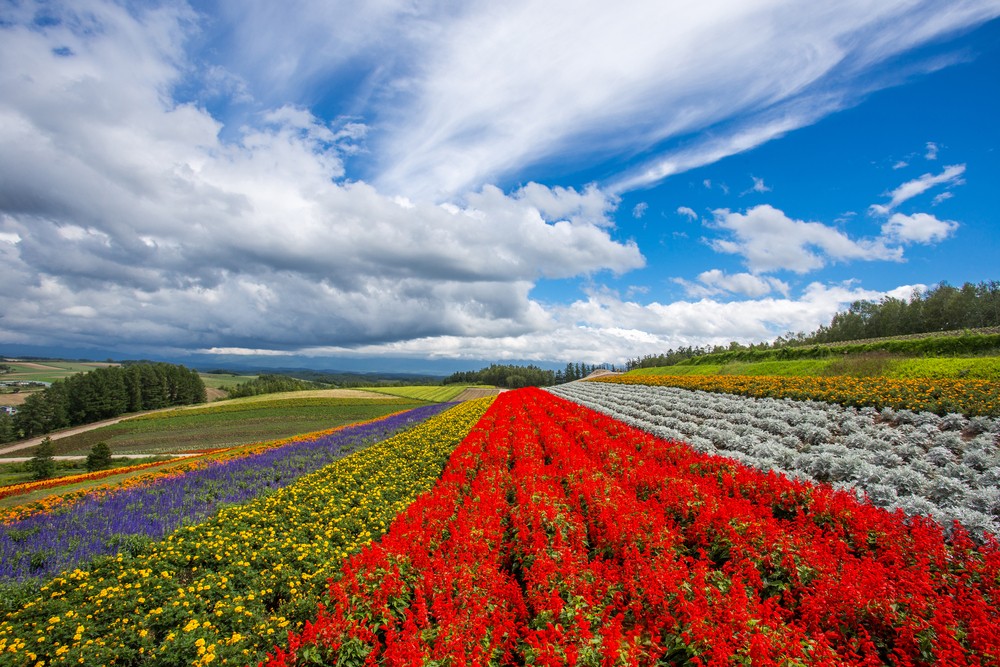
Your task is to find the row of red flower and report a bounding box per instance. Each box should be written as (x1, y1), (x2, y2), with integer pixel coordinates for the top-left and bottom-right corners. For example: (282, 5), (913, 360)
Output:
(262, 387), (999, 667)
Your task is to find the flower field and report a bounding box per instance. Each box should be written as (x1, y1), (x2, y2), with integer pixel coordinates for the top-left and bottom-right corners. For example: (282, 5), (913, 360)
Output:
(549, 381), (1000, 538)
(265, 388), (1000, 666)
(0, 404), (453, 582)
(0, 397), (493, 666)
(600, 373), (1000, 417)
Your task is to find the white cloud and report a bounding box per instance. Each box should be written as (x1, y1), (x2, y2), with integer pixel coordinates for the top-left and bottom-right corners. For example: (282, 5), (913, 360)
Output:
(881, 212), (958, 244)
(932, 192), (954, 205)
(869, 164), (966, 215)
(677, 206), (698, 220)
(925, 141), (939, 160)
(708, 205), (900, 274)
(747, 176), (771, 194)
(676, 269), (790, 298)
(0, 4), (642, 354)
(278, 282), (925, 363)
(892, 160), (909, 170)
(632, 202), (648, 219)
(361, 1), (1000, 197)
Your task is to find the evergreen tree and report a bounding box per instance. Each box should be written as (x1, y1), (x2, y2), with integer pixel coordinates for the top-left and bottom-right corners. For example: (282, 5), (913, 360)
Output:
(28, 437), (56, 480)
(86, 441), (113, 472)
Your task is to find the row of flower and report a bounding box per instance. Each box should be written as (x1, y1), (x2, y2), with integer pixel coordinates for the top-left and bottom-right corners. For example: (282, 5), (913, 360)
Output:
(0, 455), (187, 503)
(0, 397), (494, 666)
(550, 382), (1000, 538)
(0, 403), (426, 526)
(265, 388), (1000, 666)
(598, 373), (1000, 416)
(0, 404), (451, 582)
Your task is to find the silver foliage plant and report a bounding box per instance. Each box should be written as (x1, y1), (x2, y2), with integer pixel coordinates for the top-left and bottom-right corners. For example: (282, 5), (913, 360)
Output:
(547, 382), (1000, 539)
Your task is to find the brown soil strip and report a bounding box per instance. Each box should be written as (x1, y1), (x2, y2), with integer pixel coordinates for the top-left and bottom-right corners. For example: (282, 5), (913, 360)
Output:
(453, 387), (502, 401)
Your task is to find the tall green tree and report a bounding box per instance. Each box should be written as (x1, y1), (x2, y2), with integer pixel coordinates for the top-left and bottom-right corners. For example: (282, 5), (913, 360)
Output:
(86, 441), (113, 472)
(28, 437), (56, 480)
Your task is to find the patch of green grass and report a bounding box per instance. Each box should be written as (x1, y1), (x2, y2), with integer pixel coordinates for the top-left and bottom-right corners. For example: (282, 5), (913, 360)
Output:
(198, 372), (259, 389)
(0, 456), (172, 489)
(363, 385), (484, 402)
(21, 398), (424, 457)
(627, 355), (1000, 381)
(0, 360), (118, 385)
(884, 356), (1000, 380)
(628, 361), (834, 376)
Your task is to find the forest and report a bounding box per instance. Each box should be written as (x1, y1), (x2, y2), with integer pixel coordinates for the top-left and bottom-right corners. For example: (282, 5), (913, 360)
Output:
(4, 362), (206, 441)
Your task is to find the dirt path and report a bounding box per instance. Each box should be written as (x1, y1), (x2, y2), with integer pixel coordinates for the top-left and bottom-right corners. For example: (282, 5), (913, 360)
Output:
(0, 453), (201, 464)
(0, 413), (172, 456)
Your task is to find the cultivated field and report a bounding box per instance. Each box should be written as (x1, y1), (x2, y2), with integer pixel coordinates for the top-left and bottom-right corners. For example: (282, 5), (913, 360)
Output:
(633, 354), (1000, 380)
(1, 364), (998, 665)
(362, 384), (491, 402)
(13, 395), (424, 458)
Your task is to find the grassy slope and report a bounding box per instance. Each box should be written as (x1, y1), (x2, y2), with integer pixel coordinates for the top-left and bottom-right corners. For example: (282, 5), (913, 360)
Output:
(630, 355), (1000, 381)
(197, 372), (260, 389)
(363, 385), (486, 402)
(0, 360), (118, 384)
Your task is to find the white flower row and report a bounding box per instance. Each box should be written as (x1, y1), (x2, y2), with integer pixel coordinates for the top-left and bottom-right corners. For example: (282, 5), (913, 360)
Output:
(547, 381), (1000, 538)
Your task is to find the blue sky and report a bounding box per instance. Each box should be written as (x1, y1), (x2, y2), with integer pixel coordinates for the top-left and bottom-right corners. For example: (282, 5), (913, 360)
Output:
(1, 1), (998, 372)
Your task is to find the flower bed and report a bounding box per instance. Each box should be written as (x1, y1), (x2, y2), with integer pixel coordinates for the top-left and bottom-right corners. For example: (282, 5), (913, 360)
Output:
(0, 404), (451, 582)
(598, 373), (1000, 416)
(266, 388), (1000, 666)
(0, 398), (494, 666)
(550, 381), (1000, 538)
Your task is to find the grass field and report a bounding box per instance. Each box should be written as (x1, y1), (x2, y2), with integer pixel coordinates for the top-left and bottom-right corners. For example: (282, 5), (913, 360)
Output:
(197, 371), (259, 389)
(631, 355), (1000, 381)
(0, 455), (172, 489)
(362, 385), (487, 402)
(0, 359), (118, 384)
(14, 396), (425, 458)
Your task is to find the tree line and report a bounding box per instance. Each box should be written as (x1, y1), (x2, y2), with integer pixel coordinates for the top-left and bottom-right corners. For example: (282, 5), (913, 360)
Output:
(627, 280), (1000, 370)
(224, 374), (326, 398)
(2, 362), (206, 441)
(443, 362), (619, 388)
(799, 281), (1000, 344)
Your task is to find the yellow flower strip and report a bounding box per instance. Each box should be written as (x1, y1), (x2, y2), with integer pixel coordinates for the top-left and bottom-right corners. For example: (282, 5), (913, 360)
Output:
(0, 397), (493, 667)
(0, 409), (413, 525)
(595, 373), (1000, 416)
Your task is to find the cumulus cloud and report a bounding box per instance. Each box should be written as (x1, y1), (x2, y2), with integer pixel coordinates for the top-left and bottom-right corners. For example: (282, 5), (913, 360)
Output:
(707, 205), (900, 274)
(675, 269), (790, 298)
(925, 141), (939, 160)
(0, 3), (641, 354)
(881, 212), (958, 244)
(869, 164), (966, 215)
(632, 202), (648, 219)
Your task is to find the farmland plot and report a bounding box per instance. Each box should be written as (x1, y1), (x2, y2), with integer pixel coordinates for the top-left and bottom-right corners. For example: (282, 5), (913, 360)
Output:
(549, 382), (1000, 538)
(267, 388), (1000, 666)
(0, 398), (494, 666)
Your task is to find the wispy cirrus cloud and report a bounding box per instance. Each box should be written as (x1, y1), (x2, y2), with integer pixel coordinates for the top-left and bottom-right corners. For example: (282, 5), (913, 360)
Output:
(869, 164), (966, 215)
(350, 0), (999, 199)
